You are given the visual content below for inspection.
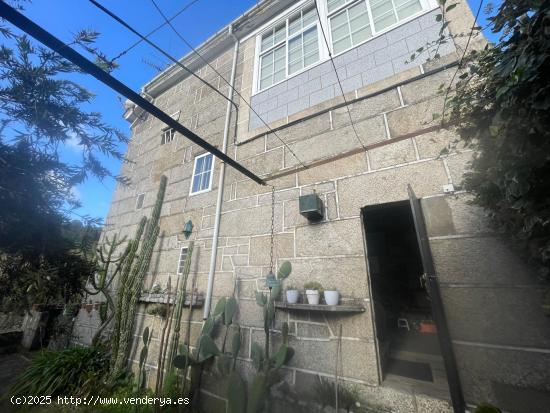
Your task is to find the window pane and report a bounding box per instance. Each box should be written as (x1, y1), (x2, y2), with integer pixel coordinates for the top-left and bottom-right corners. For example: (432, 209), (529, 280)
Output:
(200, 171), (211, 191)
(371, 0), (397, 31)
(192, 175), (201, 193)
(195, 156), (204, 174)
(288, 13), (301, 36)
(395, 0), (422, 19)
(274, 24), (286, 44)
(333, 36), (352, 54)
(261, 30), (273, 52)
(203, 154), (213, 171)
(328, 0), (347, 13)
(303, 27), (319, 67)
(302, 5), (317, 27)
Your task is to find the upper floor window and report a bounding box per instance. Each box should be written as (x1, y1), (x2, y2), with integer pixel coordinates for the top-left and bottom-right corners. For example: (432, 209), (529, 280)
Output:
(254, 0), (431, 93)
(258, 3), (321, 90)
(190, 153), (214, 195)
(329, 0), (423, 53)
(161, 127), (175, 145)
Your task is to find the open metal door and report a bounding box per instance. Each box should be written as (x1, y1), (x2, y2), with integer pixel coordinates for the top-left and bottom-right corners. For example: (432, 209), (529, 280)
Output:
(407, 185), (465, 413)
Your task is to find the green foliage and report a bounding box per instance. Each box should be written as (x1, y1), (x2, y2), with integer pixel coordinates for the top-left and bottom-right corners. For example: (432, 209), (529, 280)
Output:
(110, 176), (167, 379)
(147, 304), (168, 318)
(10, 346), (109, 398)
(440, 0), (550, 305)
(137, 326), (152, 391)
(474, 404), (502, 413)
(304, 281), (323, 291)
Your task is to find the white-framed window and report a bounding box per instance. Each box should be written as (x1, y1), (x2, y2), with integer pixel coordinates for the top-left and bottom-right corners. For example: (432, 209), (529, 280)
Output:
(135, 193), (145, 210)
(161, 127), (175, 145)
(327, 0), (423, 53)
(258, 2), (322, 91)
(252, 0), (434, 93)
(176, 247), (189, 275)
(190, 153), (214, 195)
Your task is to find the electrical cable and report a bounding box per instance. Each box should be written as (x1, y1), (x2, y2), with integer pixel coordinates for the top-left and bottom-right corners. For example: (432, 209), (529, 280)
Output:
(148, 0), (308, 169)
(313, 0), (367, 150)
(110, 0), (202, 62)
(89, 0), (238, 109)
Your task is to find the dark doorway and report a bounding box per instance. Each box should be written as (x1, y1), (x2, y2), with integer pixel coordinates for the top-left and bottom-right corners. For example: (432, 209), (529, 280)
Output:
(362, 201), (447, 392)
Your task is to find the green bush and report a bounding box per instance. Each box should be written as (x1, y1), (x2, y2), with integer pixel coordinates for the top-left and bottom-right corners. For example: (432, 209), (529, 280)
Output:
(10, 345), (109, 398)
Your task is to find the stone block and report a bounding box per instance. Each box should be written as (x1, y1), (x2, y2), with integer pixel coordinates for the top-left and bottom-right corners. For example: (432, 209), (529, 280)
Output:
(324, 311), (374, 340)
(295, 322), (331, 339)
(337, 159), (448, 217)
(267, 113), (332, 149)
(361, 61), (395, 87)
(240, 147), (284, 177)
(299, 77), (322, 98)
(236, 136), (266, 161)
(219, 203), (283, 237)
(287, 95), (311, 115)
(445, 151), (474, 187)
(400, 69), (454, 106)
(442, 286), (550, 348)
(285, 256), (368, 298)
(414, 128), (463, 159)
(295, 218), (364, 257)
(386, 96), (443, 137)
(368, 138), (417, 169)
(297, 152), (368, 186)
(422, 193), (491, 237)
(310, 86), (335, 107)
(249, 233), (294, 266)
(455, 344), (550, 409)
(374, 40), (408, 65)
(386, 18), (422, 45)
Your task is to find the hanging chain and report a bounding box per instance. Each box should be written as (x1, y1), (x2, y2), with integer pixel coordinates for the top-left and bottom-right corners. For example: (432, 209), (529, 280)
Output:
(269, 185), (275, 275)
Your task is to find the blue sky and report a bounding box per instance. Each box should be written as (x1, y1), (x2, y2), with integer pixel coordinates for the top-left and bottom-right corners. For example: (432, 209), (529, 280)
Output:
(11, 0), (497, 222)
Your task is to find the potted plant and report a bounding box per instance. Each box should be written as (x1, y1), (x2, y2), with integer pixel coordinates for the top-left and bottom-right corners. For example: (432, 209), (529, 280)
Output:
(304, 281), (323, 305)
(323, 287), (339, 306)
(285, 285), (300, 304)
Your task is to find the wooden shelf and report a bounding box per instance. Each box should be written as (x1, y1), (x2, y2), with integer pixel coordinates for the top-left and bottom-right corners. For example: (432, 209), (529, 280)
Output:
(274, 301), (365, 313)
(139, 292), (204, 307)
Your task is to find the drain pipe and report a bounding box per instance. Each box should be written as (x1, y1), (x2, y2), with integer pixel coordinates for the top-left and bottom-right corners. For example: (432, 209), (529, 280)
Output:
(203, 27), (239, 319)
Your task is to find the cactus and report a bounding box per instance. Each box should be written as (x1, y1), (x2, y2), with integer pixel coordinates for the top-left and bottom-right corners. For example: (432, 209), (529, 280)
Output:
(227, 261), (295, 413)
(137, 326), (152, 391)
(109, 175), (167, 379)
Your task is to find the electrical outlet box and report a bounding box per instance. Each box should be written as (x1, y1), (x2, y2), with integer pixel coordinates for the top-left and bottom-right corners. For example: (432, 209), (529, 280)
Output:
(299, 193), (324, 221)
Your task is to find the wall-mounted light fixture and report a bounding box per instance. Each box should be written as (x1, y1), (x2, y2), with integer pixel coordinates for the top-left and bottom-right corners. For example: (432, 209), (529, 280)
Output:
(299, 193), (324, 221)
(183, 219), (194, 239)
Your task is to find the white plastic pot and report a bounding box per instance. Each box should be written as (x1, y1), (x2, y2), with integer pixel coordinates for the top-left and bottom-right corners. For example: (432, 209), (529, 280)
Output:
(306, 290), (320, 305)
(324, 290), (339, 306)
(286, 290), (300, 304)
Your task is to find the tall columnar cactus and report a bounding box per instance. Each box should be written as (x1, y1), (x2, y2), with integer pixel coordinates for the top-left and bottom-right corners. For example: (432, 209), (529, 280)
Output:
(166, 241), (195, 366)
(109, 175), (167, 379)
(227, 261), (294, 413)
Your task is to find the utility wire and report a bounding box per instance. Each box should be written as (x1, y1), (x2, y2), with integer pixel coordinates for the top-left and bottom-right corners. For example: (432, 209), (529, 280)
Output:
(148, 0), (308, 169)
(440, 0), (484, 123)
(89, 0), (238, 109)
(110, 0), (202, 62)
(313, 0), (367, 150)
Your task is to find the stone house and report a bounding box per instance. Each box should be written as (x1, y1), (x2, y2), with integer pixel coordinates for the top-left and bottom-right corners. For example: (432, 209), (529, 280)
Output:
(73, 0), (550, 411)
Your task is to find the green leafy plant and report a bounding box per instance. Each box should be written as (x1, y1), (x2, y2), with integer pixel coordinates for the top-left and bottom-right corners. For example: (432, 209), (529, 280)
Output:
(10, 345), (109, 398)
(304, 281), (323, 292)
(285, 285), (298, 291)
(147, 304), (167, 318)
(137, 327), (152, 391)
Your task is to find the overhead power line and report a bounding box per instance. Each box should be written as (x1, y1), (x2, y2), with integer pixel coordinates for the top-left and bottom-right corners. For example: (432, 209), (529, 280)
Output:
(0, 1), (266, 186)
(148, 0), (308, 169)
(89, 0), (238, 109)
(313, 0), (367, 151)
(110, 0), (202, 62)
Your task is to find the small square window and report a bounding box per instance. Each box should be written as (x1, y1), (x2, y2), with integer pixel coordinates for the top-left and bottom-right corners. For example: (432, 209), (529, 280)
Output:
(176, 247), (189, 275)
(190, 153), (214, 195)
(161, 128), (175, 145)
(135, 193), (145, 210)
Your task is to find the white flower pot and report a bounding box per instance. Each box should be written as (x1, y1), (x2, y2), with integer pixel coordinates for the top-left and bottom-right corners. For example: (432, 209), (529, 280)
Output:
(324, 290), (339, 306)
(286, 290), (300, 304)
(306, 290), (320, 305)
